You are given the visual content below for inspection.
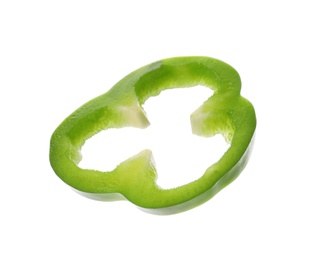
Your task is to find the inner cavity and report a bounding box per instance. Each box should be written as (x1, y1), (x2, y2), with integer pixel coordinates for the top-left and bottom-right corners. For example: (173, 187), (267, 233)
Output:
(79, 85), (230, 189)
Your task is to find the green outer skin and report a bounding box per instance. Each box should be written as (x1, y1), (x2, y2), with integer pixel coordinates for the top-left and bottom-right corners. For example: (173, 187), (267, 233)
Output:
(49, 56), (256, 215)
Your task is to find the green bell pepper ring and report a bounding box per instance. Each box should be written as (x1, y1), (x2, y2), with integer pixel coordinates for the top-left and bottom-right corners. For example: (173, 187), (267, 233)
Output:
(49, 56), (256, 215)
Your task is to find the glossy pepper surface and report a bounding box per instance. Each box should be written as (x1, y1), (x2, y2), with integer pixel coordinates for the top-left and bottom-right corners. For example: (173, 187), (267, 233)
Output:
(49, 56), (256, 215)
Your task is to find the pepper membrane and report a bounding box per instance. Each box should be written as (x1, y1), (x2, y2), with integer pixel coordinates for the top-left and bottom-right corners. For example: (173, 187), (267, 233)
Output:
(49, 56), (256, 214)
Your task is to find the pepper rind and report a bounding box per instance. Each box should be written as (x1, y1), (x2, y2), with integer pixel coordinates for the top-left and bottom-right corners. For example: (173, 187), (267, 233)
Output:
(49, 56), (256, 214)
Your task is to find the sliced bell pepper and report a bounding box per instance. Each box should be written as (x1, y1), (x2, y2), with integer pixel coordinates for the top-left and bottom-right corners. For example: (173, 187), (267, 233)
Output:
(49, 56), (256, 215)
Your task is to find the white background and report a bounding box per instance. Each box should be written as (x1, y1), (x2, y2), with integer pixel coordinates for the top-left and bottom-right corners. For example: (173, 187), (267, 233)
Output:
(1, 0), (328, 259)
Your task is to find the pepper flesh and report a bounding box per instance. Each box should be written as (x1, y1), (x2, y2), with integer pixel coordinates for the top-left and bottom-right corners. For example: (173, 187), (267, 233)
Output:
(49, 56), (256, 215)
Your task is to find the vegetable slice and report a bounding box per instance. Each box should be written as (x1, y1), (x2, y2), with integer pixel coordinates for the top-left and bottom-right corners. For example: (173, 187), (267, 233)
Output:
(49, 56), (256, 214)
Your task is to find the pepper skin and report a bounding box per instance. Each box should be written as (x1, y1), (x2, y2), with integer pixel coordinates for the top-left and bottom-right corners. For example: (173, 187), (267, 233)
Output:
(49, 56), (256, 215)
